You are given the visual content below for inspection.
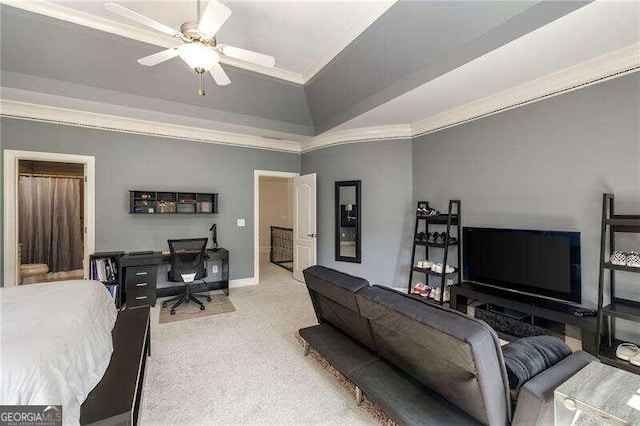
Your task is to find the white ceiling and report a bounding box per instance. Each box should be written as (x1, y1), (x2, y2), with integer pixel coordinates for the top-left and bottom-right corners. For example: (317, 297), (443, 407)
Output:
(333, 0), (640, 132)
(57, 1), (394, 80)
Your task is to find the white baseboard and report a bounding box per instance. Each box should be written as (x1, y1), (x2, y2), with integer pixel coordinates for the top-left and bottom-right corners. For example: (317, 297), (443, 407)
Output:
(230, 277), (258, 288)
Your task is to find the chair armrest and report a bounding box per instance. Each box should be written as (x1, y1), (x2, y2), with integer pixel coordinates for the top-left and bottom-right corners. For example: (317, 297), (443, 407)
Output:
(512, 351), (597, 426)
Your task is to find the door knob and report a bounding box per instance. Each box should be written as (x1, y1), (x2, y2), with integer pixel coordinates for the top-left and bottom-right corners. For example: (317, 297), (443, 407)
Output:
(308, 233), (317, 238)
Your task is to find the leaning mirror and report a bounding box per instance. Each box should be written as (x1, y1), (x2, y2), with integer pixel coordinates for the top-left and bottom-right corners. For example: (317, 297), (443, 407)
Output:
(335, 180), (361, 263)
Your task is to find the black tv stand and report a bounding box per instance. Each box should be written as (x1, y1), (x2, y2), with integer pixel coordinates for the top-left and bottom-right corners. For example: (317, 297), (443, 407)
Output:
(450, 281), (598, 354)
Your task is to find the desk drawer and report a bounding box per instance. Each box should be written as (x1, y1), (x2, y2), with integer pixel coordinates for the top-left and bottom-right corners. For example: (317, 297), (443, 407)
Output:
(125, 266), (157, 288)
(127, 289), (156, 308)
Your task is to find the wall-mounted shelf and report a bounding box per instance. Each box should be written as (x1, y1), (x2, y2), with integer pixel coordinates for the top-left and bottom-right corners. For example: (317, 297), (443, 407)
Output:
(129, 190), (218, 214)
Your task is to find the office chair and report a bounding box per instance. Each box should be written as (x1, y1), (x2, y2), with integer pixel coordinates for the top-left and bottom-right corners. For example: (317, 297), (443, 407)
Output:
(162, 238), (211, 315)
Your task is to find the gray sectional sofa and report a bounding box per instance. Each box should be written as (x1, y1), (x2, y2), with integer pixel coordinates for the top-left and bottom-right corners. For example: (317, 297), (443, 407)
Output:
(299, 265), (597, 426)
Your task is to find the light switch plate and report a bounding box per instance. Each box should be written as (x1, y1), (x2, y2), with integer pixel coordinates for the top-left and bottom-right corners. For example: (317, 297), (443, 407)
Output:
(237, 219), (246, 227)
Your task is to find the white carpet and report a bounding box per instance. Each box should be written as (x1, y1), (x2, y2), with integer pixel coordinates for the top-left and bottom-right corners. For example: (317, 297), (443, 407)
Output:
(139, 256), (375, 425)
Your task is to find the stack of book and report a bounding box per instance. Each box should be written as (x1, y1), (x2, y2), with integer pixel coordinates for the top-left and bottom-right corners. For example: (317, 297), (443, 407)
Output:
(91, 257), (118, 282)
(105, 284), (117, 299)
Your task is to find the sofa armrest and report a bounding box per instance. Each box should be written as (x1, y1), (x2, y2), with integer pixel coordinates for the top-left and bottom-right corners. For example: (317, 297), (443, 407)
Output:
(512, 351), (597, 426)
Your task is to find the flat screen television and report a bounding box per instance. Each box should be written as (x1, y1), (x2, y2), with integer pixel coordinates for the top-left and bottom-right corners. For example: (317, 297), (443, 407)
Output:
(462, 227), (581, 304)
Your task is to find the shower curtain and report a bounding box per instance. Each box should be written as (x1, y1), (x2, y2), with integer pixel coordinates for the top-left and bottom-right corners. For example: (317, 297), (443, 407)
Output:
(19, 176), (84, 273)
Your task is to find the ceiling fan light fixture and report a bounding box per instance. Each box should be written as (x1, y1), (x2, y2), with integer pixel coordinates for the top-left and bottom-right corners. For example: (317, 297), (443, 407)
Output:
(179, 43), (220, 72)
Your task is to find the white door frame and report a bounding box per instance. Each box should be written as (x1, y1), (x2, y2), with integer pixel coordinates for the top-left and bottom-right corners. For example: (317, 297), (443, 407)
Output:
(254, 170), (299, 284)
(3, 149), (95, 287)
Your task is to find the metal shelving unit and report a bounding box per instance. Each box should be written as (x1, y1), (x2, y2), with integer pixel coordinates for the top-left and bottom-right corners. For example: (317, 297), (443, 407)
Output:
(596, 193), (640, 374)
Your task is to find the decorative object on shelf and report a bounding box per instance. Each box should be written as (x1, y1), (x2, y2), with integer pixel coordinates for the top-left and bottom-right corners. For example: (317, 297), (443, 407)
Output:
(129, 190), (218, 214)
(209, 222), (219, 251)
(335, 180), (361, 263)
(104, 0), (276, 95)
(408, 200), (461, 305)
(596, 193), (640, 374)
(610, 250), (627, 266)
(627, 251), (640, 268)
(615, 342), (640, 366)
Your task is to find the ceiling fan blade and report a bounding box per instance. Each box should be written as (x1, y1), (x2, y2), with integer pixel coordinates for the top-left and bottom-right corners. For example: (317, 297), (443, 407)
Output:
(220, 45), (275, 68)
(105, 3), (179, 37)
(198, 0), (232, 38)
(209, 64), (231, 86)
(138, 48), (179, 66)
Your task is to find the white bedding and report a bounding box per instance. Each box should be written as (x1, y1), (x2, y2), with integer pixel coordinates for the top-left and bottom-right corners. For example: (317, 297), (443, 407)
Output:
(1, 280), (117, 425)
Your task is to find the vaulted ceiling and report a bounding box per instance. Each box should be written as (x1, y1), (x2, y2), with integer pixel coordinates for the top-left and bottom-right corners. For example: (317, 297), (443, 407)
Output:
(1, 0), (638, 152)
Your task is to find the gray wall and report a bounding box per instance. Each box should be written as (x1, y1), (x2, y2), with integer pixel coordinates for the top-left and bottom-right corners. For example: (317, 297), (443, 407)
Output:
(302, 140), (413, 287)
(413, 72), (640, 336)
(1, 118), (301, 283)
(0, 125), (3, 282)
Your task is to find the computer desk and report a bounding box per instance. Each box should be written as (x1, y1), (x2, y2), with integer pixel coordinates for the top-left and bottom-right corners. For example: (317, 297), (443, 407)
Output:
(119, 248), (229, 309)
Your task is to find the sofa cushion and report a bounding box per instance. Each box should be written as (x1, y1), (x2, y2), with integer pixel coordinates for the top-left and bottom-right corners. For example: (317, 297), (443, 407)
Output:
(349, 359), (481, 426)
(303, 265), (369, 312)
(303, 266), (375, 349)
(356, 285), (511, 426)
(299, 323), (481, 426)
(299, 323), (378, 377)
(502, 335), (572, 397)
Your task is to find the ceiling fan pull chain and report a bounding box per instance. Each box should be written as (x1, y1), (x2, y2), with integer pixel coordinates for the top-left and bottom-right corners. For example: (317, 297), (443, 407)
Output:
(199, 71), (206, 96)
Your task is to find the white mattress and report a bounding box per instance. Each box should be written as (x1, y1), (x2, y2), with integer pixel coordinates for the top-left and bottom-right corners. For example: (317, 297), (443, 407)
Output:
(1, 280), (117, 425)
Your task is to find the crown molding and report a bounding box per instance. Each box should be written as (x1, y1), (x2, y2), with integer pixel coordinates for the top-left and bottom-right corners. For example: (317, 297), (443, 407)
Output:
(411, 42), (640, 137)
(301, 1), (396, 82)
(0, 0), (305, 84)
(304, 42), (640, 152)
(1, 42), (637, 155)
(0, 99), (302, 153)
(300, 124), (412, 152)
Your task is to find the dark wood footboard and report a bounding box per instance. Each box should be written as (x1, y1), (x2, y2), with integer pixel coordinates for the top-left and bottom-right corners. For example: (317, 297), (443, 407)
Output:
(80, 307), (151, 425)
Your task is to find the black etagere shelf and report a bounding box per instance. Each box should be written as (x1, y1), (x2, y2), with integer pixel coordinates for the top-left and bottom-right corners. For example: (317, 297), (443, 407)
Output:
(90, 251), (124, 309)
(129, 190), (218, 214)
(596, 193), (640, 374)
(408, 200), (462, 305)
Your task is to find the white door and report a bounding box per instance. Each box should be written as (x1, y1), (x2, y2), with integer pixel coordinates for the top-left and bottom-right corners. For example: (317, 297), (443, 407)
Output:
(293, 173), (317, 282)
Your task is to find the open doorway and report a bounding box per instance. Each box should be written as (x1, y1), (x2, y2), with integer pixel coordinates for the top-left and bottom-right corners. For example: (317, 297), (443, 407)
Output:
(258, 175), (294, 283)
(253, 170), (299, 285)
(4, 150), (95, 287)
(18, 160), (85, 284)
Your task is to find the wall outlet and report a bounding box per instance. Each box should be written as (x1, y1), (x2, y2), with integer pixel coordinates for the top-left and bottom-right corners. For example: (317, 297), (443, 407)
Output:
(237, 219), (245, 227)
(211, 265), (218, 274)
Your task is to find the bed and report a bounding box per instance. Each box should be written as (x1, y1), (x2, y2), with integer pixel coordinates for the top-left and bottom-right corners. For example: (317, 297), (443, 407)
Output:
(1, 280), (149, 425)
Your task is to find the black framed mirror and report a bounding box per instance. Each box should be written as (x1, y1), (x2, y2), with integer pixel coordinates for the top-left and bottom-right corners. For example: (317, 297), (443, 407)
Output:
(335, 180), (361, 263)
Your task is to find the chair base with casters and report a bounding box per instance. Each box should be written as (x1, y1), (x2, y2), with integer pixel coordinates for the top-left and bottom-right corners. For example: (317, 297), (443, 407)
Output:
(162, 272), (212, 315)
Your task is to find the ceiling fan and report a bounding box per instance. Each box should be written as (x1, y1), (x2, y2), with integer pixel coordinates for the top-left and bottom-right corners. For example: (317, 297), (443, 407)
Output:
(105, 0), (276, 95)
